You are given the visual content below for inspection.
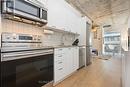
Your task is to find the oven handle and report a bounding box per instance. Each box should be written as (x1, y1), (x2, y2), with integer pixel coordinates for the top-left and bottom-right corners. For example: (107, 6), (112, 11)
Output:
(1, 49), (54, 61)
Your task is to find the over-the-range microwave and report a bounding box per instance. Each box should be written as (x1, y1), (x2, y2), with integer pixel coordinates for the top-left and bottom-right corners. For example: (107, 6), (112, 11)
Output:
(2, 0), (47, 23)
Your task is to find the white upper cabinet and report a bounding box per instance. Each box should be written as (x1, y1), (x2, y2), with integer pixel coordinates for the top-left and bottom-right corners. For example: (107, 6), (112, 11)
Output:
(47, 0), (83, 34)
(47, 0), (67, 31)
(78, 18), (88, 46)
(37, 0), (47, 8)
(64, 2), (82, 34)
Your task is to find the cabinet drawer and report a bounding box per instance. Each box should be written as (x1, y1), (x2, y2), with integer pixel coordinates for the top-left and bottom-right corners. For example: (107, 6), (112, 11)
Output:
(54, 48), (68, 55)
(55, 48), (64, 55)
(54, 54), (64, 61)
(55, 60), (64, 69)
(54, 61), (65, 82)
(55, 60), (64, 65)
(54, 67), (64, 82)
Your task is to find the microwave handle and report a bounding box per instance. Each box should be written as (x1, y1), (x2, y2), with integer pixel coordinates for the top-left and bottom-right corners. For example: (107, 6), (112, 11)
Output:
(40, 8), (43, 19)
(2, 1), (6, 13)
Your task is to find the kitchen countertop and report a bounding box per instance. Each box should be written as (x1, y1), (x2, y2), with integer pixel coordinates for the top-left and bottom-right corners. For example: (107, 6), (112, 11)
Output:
(1, 45), (79, 52)
(52, 45), (79, 48)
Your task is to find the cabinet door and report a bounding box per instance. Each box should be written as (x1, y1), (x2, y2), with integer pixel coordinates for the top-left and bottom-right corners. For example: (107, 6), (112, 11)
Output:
(47, 0), (66, 31)
(76, 47), (79, 69)
(78, 18), (87, 46)
(63, 2), (72, 32)
(47, 0), (82, 33)
(62, 1), (81, 34)
(67, 11), (77, 34)
(54, 47), (79, 84)
(64, 47), (73, 75)
(72, 47), (79, 71)
(125, 52), (130, 87)
(66, 6), (81, 34)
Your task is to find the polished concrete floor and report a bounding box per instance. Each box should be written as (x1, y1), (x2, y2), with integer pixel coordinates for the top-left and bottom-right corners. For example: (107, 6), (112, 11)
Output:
(46, 57), (122, 87)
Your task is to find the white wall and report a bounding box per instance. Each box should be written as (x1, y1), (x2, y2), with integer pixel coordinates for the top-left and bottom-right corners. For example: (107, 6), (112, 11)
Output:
(122, 51), (130, 87)
(125, 51), (130, 87)
(114, 24), (128, 51)
(128, 16), (130, 28)
(92, 27), (102, 53)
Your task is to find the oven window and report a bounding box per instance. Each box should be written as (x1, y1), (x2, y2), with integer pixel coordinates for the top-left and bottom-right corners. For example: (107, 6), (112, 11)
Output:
(1, 54), (53, 87)
(7, 0), (40, 17)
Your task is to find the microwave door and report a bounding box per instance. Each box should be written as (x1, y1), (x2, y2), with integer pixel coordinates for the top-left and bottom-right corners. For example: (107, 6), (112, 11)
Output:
(2, 0), (47, 23)
(4, 0), (41, 22)
(14, 0), (41, 20)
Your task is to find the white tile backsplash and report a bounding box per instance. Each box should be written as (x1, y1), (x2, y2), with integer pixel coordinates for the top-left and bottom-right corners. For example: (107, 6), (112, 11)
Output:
(2, 19), (43, 35)
(2, 18), (77, 46)
(42, 32), (63, 46)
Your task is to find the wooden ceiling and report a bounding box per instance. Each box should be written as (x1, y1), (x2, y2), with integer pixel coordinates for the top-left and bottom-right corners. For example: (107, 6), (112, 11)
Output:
(66, 0), (130, 26)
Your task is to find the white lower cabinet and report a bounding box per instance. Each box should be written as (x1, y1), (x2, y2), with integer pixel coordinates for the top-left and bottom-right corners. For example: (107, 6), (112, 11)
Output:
(72, 47), (79, 71)
(54, 47), (79, 85)
(54, 60), (65, 82)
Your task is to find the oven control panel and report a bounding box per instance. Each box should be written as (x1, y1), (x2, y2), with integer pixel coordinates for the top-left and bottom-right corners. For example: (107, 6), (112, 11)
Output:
(2, 33), (42, 42)
(1, 33), (42, 49)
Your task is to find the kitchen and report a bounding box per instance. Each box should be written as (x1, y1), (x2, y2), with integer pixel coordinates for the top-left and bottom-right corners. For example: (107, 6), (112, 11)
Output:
(0, 0), (130, 87)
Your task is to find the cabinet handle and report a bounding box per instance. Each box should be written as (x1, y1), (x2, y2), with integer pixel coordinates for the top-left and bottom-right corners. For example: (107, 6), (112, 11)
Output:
(58, 68), (63, 70)
(59, 49), (62, 51)
(58, 55), (62, 57)
(58, 62), (63, 64)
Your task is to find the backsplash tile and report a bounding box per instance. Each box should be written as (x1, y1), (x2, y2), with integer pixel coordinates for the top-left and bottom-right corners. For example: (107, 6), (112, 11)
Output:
(2, 18), (77, 46)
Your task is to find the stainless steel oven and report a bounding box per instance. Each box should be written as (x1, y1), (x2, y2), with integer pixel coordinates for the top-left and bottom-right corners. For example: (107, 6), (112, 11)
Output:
(2, 0), (47, 23)
(1, 33), (54, 87)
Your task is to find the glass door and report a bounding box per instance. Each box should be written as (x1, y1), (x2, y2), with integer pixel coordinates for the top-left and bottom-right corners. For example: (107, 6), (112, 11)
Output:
(1, 54), (53, 87)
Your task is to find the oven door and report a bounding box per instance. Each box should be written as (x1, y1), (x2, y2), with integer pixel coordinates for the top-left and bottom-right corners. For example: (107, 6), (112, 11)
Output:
(1, 51), (54, 87)
(2, 0), (47, 23)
